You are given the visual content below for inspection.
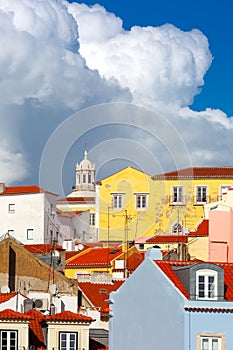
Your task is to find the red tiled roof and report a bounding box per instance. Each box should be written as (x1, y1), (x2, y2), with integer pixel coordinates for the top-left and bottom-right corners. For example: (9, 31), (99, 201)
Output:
(57, 197), (95, 203)
(0, 292), (17, 303)
(66, 247), (123, 267)
(0, 309), (32, 320)
(156, 261), (190, 299)
(78, 281), (124, 311)
(155, 260), (233, 301)
(152, 167), (233, 180)
(57, 211), (84, 218)
(25, 309), (46, 347)
(0, 186), (57, 196)
(146, 235), (188, 244)
(125, 252), (144, 271)
(189, 220), (209, 237)
(24, 244), (64, 254)
(47, 310), (93, 323)
(185, 307), (233, 313)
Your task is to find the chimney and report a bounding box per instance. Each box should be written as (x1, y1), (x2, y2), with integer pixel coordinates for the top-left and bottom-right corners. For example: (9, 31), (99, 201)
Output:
(145, 246), (162, 260)
(0, 183), (6, 194)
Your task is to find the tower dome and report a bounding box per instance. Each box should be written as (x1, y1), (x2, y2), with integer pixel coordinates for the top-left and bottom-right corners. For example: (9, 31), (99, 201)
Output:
(77, 150), (93, 170)
(71, 149), (96, 197)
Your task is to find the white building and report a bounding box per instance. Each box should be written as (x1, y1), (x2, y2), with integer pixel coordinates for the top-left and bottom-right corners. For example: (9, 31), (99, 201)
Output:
(57, 150), (97, 242)
(0, 183), (89, 245)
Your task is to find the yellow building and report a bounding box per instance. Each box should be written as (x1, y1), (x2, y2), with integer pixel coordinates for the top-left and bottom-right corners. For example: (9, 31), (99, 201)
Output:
(96, 166), (233, 247)
(96, 166), (156, 242)
(152, 167), (233, 235)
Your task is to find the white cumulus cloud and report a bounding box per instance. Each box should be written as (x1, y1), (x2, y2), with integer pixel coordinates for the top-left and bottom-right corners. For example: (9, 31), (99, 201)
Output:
(0, 0), (232, 187)
(67, 2), (212, 108)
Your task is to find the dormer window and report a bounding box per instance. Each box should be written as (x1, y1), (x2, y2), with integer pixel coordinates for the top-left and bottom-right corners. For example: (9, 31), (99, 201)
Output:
(173, 263), (224, 301)
(196, 269), (217, 300)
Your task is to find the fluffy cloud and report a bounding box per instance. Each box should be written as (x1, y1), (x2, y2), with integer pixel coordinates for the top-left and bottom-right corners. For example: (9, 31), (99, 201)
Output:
(67, 1), (233, 171)
(0, 0), (130, 183)
(0, 0), (232, 187)
(67, 2), (212, 108)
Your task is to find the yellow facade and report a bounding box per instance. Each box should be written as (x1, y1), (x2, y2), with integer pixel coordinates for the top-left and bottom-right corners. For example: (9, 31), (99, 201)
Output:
(153, 177), (233, 234)
(97, 167), (233, 254)
(97, 167), (156, 242)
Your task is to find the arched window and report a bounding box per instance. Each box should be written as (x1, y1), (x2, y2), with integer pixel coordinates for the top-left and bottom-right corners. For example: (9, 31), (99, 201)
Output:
(172, 222), (183, 233)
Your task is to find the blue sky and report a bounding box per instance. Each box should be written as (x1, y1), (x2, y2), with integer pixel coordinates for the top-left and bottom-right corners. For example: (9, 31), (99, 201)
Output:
(0, 0), (233, 196)
(75, 0), (233, 116)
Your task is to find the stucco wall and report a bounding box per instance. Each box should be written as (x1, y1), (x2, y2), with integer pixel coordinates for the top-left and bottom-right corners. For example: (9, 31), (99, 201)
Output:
(109, 258), (185, 350)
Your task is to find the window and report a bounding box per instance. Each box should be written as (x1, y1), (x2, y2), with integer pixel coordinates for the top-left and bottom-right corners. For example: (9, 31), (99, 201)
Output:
(90, 213), (95, 226)
(60, 332), (78, 350)
(27, 229), (34, 240)
(219, 185), (232, 200)
(88, 174), (91, 183)
(8, 204), (15, 213)
(0, 330), (17, 350)
(135, 194), (148, 209)
(197, 333), (225, 350)
(83, 174), (86, 183)
(172, 222), (183, 233)
(171, 186), (184, 205)
(196, 269), (217, 300)
(112, 194), (124, 209)
(196, 186), (207, 204)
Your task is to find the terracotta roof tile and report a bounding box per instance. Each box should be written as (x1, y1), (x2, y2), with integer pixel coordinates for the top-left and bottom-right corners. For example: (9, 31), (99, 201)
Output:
(78, 281), (124, 311)
(47, 310), (93, 322)
(25, 309), (46, 346)
(66, 247), (123, 267)
(152, 167), (233, 180)
(185, 307), (233, 313)
(0, 186), (57, 196)
(0, 292), (17, 303)
(24, 244), (64, 254)
(57, 197), (95, 203)
(125, 252), (144, 271)
(0, 309), (32, 320)
(189, 220), (209, 237)
(156, 261), (190, 299)
(146, 235), (188, 244)
(155, 260), (233, 301)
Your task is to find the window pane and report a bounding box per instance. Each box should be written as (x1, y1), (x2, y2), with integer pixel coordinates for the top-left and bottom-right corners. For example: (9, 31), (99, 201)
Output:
(201, 338), (209, 350)
(198, 275), (205, 298)
(212, 339), (219, 350)
(208, 276), (215, 298)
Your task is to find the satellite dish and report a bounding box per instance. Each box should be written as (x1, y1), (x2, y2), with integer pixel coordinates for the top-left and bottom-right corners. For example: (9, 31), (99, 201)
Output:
(49, 284), (58, 295)
(1, 285), (10, 293)
(77, 244), (84, 251)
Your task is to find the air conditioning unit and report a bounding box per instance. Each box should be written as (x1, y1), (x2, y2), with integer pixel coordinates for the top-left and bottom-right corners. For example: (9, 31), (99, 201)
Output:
(33, 298), (48, 311)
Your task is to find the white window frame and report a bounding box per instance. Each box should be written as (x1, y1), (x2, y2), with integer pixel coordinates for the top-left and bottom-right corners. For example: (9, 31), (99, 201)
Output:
(90, 213), (95, 226)
(60, 332), (78, 350)
(219, 185), (232, 200)
(27, 228), (34, 240)
(112, 193), (124, 210)
(196, 269), (218, 300)
(171, 222), (183, 234)
(8, 203), (15, 213)
(0, 330), (18, 350)
(195, 185), (208, 204)
(171, 186), (184, 205)
(196, 333), (225, 350)
(135, 194), (148, 210)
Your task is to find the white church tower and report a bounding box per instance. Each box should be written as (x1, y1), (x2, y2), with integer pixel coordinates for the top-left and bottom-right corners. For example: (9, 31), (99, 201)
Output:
(67, 150), (96, 198)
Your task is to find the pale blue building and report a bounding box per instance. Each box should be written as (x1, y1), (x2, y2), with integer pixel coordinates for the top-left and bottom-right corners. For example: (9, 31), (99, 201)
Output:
(109, 247), (233, 350)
